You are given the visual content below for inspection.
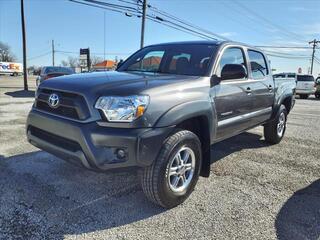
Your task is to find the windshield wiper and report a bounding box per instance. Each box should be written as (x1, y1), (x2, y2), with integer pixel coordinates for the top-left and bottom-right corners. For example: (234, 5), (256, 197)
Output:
(123, 69), (159, 74)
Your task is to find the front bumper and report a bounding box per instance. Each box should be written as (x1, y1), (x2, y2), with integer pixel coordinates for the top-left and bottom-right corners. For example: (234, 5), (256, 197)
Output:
(26, 110), (174, 171)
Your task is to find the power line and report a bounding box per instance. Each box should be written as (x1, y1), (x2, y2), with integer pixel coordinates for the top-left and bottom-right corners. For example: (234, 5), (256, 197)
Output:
(84, 0), (139, 12)
(27, 51), (51, 61)
(217, 0), (276, 38)
(56, 50), (131, 55)
(146, 16), (211, 40)
(69, 0), (140, 16)
(266, 54), (310, 60)
(233, 1), (307, 43)
(69, 0), (221, 41)
(256, 45), (314, 49)
(83, 0), (221, 40)
(264, 51), (310, 58)
(116, 0), (140, 7)
(148, 15), (217, 40)
(148, 4), (227, 40)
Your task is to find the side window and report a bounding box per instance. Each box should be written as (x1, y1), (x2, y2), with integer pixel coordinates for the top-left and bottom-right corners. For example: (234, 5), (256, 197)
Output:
(217, 47), (247, 78)
(248, 50), (268, 79)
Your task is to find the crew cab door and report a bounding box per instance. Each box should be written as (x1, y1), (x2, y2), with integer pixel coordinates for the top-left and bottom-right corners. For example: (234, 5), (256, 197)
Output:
(246, 49), (274, 124)
(211, 46), (254, 140)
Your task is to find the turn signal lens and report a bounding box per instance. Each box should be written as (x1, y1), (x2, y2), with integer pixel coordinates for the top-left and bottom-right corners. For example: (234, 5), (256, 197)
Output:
(136, 105), (146, 117)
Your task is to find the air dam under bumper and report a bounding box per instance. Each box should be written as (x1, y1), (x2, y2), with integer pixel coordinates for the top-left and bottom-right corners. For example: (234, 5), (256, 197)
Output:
(26, 110), (174, 171)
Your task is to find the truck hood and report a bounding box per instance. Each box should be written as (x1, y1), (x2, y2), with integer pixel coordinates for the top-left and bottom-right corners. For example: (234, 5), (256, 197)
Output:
(40, 71), (200, 95)
(38, 71), (209, 127)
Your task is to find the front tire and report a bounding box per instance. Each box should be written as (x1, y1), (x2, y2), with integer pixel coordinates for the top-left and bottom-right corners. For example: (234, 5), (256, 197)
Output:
(264, 105), (287, 144)
(140, 130), (202, 208)
(315, 93), (320, 99)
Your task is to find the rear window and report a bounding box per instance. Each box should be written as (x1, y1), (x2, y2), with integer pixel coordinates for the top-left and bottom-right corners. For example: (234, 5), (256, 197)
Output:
(297, 75), (314, 82)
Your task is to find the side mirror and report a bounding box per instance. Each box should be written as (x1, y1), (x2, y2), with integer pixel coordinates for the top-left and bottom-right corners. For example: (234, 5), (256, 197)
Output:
(221, 64), (247, 80)
(210, 75), (221, 86)
(116, 59), (124, 70)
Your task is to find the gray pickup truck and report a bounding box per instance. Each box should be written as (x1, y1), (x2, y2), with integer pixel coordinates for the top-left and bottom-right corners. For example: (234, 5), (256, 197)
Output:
(26, 41), (296, 208)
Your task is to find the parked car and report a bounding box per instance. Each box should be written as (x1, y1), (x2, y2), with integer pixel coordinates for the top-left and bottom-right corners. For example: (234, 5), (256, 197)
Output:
(36, 66), (75, 86)
(26, 41), (296, 208)
(315, 77), (320, 99)
(296, 74), (315, 99)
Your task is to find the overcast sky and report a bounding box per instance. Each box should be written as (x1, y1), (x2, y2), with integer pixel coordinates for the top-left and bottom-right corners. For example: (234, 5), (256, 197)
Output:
(0, 0), (320, 75)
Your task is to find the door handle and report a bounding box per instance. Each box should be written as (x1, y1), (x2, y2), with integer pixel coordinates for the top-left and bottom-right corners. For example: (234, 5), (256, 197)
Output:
(268, 85), (273, 91)
(245, 87), (252, 94)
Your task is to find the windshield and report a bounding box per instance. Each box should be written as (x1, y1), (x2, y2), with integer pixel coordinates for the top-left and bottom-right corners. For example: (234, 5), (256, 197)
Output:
(44, 67), (74, 74)
(297, 75), (314, 82)
(118, 44), (217, 76)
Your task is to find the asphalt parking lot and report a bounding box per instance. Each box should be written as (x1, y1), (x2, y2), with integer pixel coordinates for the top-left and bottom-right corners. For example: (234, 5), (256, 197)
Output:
(0, 76), (319, 240)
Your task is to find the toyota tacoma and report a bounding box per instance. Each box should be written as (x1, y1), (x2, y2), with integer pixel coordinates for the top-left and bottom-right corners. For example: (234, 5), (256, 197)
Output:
(26, 41), (296, 208)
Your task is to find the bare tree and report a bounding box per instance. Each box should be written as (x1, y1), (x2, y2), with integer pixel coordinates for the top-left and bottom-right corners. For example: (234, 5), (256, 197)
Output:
(60, 59), (69, 67)
(0, 41), (16, 62)
(91, 56), (103, 67)
(68, 56), (79, 68)
(60, 56), (79, 68)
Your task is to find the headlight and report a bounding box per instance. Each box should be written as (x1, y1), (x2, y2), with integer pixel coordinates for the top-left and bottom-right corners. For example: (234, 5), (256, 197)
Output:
(95, 95), (149, 122)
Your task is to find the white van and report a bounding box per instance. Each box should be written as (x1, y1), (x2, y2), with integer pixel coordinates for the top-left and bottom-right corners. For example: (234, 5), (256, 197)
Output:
(296, 74), (315, 99)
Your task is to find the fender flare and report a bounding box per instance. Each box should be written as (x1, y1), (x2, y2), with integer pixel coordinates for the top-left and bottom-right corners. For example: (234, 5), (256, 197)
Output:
(155, 100), (217, 177)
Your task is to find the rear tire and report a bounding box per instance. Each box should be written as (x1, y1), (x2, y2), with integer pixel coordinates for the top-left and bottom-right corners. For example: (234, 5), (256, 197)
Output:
(264, 105), (287, 144)
(299, 94), (308, 99)
(140, 130), (202, 208)
(315, 93), (320, 99)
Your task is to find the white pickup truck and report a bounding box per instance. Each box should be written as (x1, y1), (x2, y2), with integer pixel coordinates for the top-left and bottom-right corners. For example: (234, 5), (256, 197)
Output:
(0, 62), (23, 76)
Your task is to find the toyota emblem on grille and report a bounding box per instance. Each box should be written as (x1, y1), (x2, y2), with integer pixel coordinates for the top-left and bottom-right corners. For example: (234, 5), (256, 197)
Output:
(48, 93), (60, 108)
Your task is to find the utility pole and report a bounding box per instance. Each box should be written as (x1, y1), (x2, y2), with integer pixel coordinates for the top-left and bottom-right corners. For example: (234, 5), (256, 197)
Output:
(309, 39), (320, 75)
(52, 39), (55, 66)
(140, 0), (147, 49)
(20, 0), (28, 91)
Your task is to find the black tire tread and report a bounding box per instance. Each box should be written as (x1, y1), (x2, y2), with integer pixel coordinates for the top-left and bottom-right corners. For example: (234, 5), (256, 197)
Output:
(140, 130), (200, 208)
(264, 105), (287, 144)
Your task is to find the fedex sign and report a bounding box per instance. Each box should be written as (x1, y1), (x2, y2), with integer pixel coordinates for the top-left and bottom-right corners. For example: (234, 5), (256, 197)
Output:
(0, 62), (23, 74)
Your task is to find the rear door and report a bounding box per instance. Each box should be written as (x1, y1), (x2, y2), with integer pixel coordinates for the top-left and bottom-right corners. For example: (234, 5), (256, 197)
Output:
(246, 49), (274, 125)
(212, 46), (254, 140)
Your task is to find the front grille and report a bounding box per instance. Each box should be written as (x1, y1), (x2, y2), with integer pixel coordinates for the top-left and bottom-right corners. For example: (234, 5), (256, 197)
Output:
(36, 101), (79, 119)
(29, 126), (82, 152)
(35, 88), (90, 120)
